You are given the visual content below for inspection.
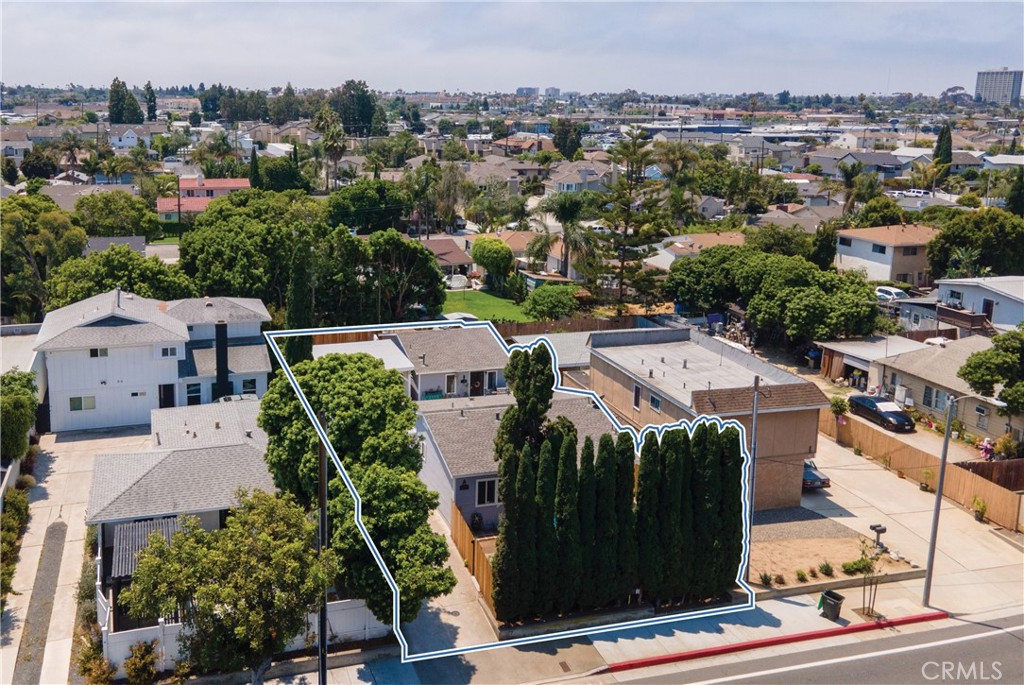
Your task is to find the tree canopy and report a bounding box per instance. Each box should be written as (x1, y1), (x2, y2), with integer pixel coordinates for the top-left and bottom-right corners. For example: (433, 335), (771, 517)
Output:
(958, 323), (1024, 426)
(1, 369), (38, 461)
(522, 284), (580, 321)
(927, 208), (1024, 278)
(73, 190), (160, 239)
(325, 179), (410, 234)
(471, 236), (515, 294)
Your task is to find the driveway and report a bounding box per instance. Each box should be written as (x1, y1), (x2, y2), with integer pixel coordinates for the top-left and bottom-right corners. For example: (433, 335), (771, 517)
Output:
(146, 243), (179, 264)
(1, 427), (151, 685)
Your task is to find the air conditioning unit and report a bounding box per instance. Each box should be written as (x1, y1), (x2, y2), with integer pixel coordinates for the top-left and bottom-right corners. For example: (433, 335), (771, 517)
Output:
(975, 405), (989, 416)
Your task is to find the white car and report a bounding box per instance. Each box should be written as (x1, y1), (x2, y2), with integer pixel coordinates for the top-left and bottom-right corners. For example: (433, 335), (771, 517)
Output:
(875, 286), (909, 302)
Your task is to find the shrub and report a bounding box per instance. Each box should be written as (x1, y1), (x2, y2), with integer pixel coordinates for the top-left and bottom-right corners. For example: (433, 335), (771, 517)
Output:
(522, 284), (580, 320)
(123, 639), (159, 685)
(2, 488), (31, 607)
(796, 569), (808, 583)
(15, 474), (36, 490)
(809, 567), (818, 579)
(21, 444), (40, 477)
(76, 628), (117, 684)
(818, 561), (834, 577)
(853, 447), (863, 456)
(773, 573), (786, 585)
(758, 571), (772, 586)
(842, 557), (875, 575)
(830, 396), (849, 417)
(86, 525), (99, 556)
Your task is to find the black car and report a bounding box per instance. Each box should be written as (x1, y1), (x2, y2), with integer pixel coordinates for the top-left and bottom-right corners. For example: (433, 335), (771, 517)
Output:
(848, 395), (916, 432)
(803, 460), (830, 489)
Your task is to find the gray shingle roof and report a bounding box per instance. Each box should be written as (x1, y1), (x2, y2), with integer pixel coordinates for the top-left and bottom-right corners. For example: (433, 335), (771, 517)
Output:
(86, 443), (275, 524)
(151, 399), (267, 450)
(35, 290), (189, 351)
(191, 344), (271, 377)
(423, 395), (617, 477)
(394, 328), (510, 375)
(878, 335), (994, 395)
(165, 296), (271, 325)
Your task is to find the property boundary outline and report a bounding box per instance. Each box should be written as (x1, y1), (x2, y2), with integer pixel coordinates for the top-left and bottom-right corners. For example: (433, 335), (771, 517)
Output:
(264, 319), (757, 663)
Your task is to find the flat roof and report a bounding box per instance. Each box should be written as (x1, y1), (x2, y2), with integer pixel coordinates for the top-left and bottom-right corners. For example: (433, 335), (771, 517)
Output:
(313, 338), (414, 372)
(815, 335), (930, 363)
(0, 333), (38, 375)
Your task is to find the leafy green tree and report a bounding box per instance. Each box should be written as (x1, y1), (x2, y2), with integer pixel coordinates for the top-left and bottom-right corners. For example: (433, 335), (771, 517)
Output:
(551, 118), (583, 159)
(496, 345), (555, 454)
(2, 156), (18, 185)
(73, 191), (160, 239)
(330, 80), (378, 136)
(143, 81), (157, 121)
(108, 77), (144, 125)
(259, 156), (311, 192)
(635, 433), (663, 603)
(859, 196), (904, 227)
(471, 236), (515, 295)
(121, 490), (336, 685)
(534, 439), (558, 615)
(615, 433), (639, 603)
(188, 110), (202, 127)
(326, 179), (409, 234)
(927, 208), (1024, 277)
(716, 427), (745, 596)
(365, 229), (445, 322)
(956, 192), (983, 209)
(576, 436), (597, 608)
(516, 444), (539, 617)
(934, 124), (953, 166)
(492, 444), (521, 622)
(283, 235), (313, 364)
(46, 244), (197, 310)
(0, 370), (38, 461)
(743, 224), (811, 257)
(329, 464), (455, 624)
(958, 323), (1024, 434)
(592, 434), (618, 608)
(259, 353), (422, 506)
(248, 149), (261, 189)
(19, 147), (58, 179)
(554, 432), (582, 614)
(522, 284), (579, 320)
(1007, 166), (1024, 218)
(809, 222), (839, 270)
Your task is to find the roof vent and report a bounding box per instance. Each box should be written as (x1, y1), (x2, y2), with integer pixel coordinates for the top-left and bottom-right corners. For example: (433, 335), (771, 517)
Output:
(215, 421), (221, 429)
(460, 409), (465, 418)
(495, 412), (501, 421)
(648, 368), (654, 378)
(245, 430), (252, 438)
(661, 357), (665, 364)
(683, 359), (688, 369)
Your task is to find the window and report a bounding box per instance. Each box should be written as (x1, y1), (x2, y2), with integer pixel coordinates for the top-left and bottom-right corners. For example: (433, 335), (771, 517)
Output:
(650, 394), (662, 412)
(89, 348), (108, 358)
(69, 396), (96, 412)
(130, 391), (146, 398)
(871, 244), (887, 254)
(838, 236), (852, 247)
(487, 371), (497, 391)
(912, 313), (921, 325)
(947, 289), (963, 302)
(476, 478), (497, 507)
(241, 378), (256, 394)
(977, 414), (988, 430)
(445, 374), (456, 396)
(160, 346), (177, 358)
(205, 189), (214, 197)
(933, 389), (948, 411)
(186, 383), (201, 406)
(902, 246), (918, 256)
(895, 273), (910, 283)
(922, 385), (934, 408)
(633, 384), (642, 410)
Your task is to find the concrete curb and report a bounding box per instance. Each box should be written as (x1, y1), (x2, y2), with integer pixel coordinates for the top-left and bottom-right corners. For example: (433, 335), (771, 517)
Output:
(754, 568), (926, 601)
(604, 610), (950, 673)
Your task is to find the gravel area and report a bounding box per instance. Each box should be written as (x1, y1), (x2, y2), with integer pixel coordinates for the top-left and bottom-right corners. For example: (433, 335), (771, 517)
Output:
(12, 520), (67, 685)
(751, 506), (859, 543)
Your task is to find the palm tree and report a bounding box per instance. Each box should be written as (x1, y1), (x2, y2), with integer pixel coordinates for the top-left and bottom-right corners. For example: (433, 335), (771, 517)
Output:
(80, 155), (102, 183)
(101, 156), (128, 185)
(837, 161), (864, 215)
(57, 131), (83, 173)
(946, 245), (991, 278)
(205, 131), (234, 163)
(529, 193), (598, 278)
(312, 106), (345, 191)
(363, 151), (386, 180)
(909, 161), (950, 194)
(818, 178), (845, 207)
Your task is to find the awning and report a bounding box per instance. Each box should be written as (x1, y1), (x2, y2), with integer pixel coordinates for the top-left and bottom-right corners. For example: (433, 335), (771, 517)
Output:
(111, 517), (181, 579)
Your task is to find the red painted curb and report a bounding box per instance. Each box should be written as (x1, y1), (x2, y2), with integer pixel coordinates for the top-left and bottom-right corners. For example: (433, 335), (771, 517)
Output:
(605, 610), (949, 673)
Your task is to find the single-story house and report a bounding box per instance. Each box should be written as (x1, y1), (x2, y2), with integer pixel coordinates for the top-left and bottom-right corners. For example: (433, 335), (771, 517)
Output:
(815, 335), (932, 391)
(391, 327), (510, 401)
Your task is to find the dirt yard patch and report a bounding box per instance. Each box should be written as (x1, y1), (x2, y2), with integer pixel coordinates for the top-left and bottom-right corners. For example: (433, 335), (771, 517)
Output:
(749, 536), (913, 587)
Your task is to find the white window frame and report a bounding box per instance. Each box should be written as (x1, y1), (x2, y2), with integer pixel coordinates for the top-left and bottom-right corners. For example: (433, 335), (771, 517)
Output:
(70, 396), (96, 412)
(130, 391), (147, 398)
(160, 346), (178, 358)
(476, 478), (498, 507)
(89, 348), (108, 358)
(871, 244), (887, 255)
(241, 378), (257, 394)
(445, 374), (457, 396)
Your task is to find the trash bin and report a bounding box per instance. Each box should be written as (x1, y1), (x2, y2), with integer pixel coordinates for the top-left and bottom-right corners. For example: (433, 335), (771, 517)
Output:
(819, 589), (844, 621)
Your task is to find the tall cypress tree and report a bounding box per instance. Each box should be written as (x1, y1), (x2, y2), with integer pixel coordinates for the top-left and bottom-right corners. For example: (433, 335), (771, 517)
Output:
(615, 433), (639, 604)
(492, 444), (520, 622)
(109, 77), (126, 124)
(577, 436), (597, 608)
(144, 81), (157, 121)
(283, 234), (313, 364)
(934, 124), (953, 166)
(593, 434), (619, 608)
(677, 428), (695, 602)
(554, 433), (582, 614)
(659, 429), (684, 604)
(635, 433), (663, 604)
(534, 439), (558, 615)
(249, 148), (261, 189)
(516, 444), (538, 618)
(717, 427), (745, 597)
(693, 425), (723, 600)
(496, 346), (554, 454)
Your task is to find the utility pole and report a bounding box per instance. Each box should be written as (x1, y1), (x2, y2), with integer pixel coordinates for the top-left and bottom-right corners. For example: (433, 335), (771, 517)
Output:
(316, 414), (329, 684)
(745, 375), (760, 583)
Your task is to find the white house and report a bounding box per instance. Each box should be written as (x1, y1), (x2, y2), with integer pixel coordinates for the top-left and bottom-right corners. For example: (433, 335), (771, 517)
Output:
(34, 290), (271, 432)
(934, 277), (1024, 333)
(107, 125), (151, 150)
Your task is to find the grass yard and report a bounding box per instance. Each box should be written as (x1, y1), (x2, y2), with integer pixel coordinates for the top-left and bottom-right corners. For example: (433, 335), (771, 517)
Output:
(442, 289), (535, 322)
(150, 234), (181, 245)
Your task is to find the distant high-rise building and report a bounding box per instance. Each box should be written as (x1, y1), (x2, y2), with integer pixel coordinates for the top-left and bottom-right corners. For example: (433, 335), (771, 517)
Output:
(515, 87), (539, 97)
(975, 68), (1022, 106)
(544, 87), (561, 98)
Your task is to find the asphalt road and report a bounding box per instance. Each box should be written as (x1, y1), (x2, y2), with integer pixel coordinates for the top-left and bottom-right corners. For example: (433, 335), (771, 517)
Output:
(619, 613), (1024, 685)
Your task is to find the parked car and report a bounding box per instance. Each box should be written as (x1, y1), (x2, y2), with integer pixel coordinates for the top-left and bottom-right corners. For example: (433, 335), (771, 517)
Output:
(803, 460), (830, 489)
(875, 286), (909, 302)
(848, 394), (916, 432)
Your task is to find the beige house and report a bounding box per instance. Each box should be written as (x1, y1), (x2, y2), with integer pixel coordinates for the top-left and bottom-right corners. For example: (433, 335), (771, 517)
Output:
(587, 328), (828, 510)
(835, 224), (939, 286)
(874, 336), (1013, 442)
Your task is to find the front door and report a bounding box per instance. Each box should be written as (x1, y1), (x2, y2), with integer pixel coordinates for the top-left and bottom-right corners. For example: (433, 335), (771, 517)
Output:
(982, 299), (995, 321)
(469, 371), (485, 397)
(158, 384), (175, 409)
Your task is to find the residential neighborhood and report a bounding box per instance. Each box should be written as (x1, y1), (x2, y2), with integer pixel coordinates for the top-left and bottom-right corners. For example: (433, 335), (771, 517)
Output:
(1, 4), (1023, 685)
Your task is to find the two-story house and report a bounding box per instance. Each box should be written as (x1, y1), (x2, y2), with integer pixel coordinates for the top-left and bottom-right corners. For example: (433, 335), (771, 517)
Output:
(834, 224), (939, 286)
(935, 276), (1024, 333)
(33, 290), (271, 432)
(156, 175), (252, 221)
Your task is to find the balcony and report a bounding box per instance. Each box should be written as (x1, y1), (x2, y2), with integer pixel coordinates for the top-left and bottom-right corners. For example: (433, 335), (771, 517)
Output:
(937, 304), (989, 331)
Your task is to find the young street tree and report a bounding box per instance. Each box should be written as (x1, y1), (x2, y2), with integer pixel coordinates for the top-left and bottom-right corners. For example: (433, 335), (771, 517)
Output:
(121, 490), (336, 685)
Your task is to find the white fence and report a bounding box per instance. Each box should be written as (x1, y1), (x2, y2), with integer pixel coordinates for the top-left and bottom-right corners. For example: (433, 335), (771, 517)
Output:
(101, 598), (389, 676)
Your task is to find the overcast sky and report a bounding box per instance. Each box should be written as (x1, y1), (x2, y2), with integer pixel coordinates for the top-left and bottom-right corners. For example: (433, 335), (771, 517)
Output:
(2, 1), (1022, 96)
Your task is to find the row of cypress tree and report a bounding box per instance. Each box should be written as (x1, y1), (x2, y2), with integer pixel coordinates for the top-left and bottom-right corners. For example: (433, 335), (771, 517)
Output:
(489, 345), (746, 623)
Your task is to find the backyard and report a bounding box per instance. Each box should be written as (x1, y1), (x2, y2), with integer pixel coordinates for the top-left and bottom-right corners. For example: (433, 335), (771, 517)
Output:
(443, 289), (534, 323)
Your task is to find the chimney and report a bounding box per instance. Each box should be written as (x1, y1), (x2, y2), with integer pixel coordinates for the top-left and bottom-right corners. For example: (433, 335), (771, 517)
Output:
(212, 320), (231, 400)
(196, 173), (204, 187)
(115, 286), (121, 308)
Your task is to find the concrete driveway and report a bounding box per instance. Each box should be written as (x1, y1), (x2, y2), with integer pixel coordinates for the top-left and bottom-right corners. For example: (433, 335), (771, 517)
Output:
(1, 427), (151, 685)
(806, 435), (1023, 615)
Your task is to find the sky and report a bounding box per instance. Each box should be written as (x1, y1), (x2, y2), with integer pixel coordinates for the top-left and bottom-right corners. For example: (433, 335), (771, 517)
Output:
(2, 1), (1022, 97)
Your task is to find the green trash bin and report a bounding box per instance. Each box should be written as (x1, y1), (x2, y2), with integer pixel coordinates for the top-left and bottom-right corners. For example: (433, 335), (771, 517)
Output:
(819, 589), (844, 621)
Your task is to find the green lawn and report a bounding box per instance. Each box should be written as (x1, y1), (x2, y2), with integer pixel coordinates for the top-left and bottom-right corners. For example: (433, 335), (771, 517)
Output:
(150, 234), (181, 245)
(442, 289), (534, 322)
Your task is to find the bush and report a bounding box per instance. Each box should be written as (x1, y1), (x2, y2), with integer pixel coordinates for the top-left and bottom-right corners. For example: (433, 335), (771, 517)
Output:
(809, 567), (818, 579)
(758, 571), (772, 586)
(818, 561), (834, 577)
(76, 628), (117, 685)
(15, 474), (36, 490)
(796, 569), (808, 583)
(830, 395), (849, 417)
(853, 447), (863, 456)
(21, 444), (40, 478)
(842, 556), (875, 575)
(124, 639), (159, 685)
(86, 525), (99, 556)
(773, 573), (786, 586)
(522, 285), (579, 320)
(2, 488), (31, 607)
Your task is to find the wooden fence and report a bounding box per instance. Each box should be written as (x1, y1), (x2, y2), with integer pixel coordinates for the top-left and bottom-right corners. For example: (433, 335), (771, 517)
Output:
(311, 331), (375, 346)
(450, 502), (496, 613)
(819, 413), (1023, 531)
(492, 315), (639, 339)
(957, 458), (1024, 492)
